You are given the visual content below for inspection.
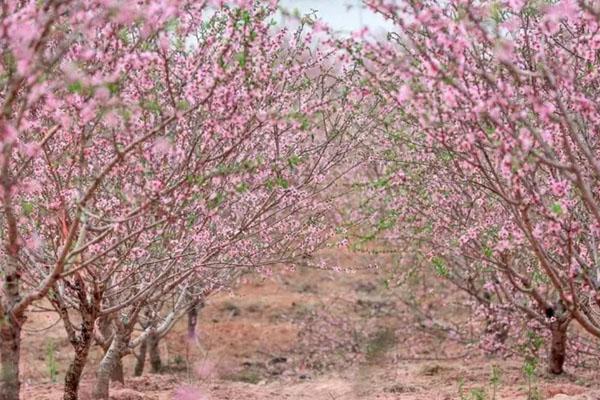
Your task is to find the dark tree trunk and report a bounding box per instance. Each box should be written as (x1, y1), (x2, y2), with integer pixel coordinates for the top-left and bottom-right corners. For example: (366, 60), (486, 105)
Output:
(187, 302), (199, 339)
(133, 338), (147, 377)
(0, 320), (21, 400)
(148, 333), (162, 373)
(59, 273), (102, 400)
(548, 324), (568, 374)
(63, 324), (94, 400)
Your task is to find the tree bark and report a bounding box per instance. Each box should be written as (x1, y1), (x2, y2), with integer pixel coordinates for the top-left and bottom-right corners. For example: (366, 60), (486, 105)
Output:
(57, 274), (102, 400)
(133, 338), (147, 377)
(1, 234), (24, 400)
(0, 320), (21, 400)
(148, 332), (162, 373)
(187, 302), (199, 339)
(62, 314), (95, 400)
(548, 324), (568, 374)
(111, 357), (124, 384)
(92, 334), (126, 399)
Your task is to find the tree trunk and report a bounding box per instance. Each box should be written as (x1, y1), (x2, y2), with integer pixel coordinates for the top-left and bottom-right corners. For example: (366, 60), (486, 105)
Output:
(92, 334), (125, 399)
(111, 357), (124, 384)
(63, 333), (93, 400)
(148, 333), (162, 373)
(133, 338), (147, 377)
(60, 288), (98, 400)
(1, 243), (24, 400)
(548, 324), (568, 374)
(187, 302), (199, 339)
(0, 321), (21, 400)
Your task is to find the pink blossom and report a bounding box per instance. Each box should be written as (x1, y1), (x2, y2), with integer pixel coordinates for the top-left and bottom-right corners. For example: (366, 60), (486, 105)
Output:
(549, 179), (568, 197)
(396, 84), (412, 103)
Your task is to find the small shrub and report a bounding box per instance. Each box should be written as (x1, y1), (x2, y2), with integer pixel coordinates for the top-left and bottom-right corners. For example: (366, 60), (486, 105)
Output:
(469, 388), (487, 400)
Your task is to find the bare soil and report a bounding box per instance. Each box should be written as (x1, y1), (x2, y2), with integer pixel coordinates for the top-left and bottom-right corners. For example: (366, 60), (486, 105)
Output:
(17, 254), (600, 400)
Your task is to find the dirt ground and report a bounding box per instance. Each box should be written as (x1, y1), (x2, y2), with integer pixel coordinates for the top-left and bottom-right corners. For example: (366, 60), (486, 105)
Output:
(17, 253), (600, 400)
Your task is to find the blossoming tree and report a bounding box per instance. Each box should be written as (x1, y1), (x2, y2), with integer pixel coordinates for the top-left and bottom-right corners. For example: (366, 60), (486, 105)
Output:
(349, 0), (600, 374)
(0, 1), (374, 399)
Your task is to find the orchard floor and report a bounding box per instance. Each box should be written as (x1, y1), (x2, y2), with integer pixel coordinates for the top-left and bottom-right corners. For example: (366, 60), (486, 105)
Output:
(19, 253), (600, 400)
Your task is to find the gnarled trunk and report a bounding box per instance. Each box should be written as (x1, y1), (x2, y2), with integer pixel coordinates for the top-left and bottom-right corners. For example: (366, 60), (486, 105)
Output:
(548, 324), (568, 374)
(63, 339), (91, 400)
(0, 320), (21, 400)
(148, 332), (162, 373)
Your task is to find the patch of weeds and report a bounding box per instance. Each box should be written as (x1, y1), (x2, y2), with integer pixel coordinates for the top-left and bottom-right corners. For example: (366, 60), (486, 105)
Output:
(45, 340), (58, 383)
(458, 379), (487, 400)
(365, 327), (396, 362)
(490, 364), (502, 400)
(221, 301), (241, 317)
(469, 387), (487, 400)
(224, 368), (262, 384)
(523, 357), (541, 400)
(520, 330), (543, 400)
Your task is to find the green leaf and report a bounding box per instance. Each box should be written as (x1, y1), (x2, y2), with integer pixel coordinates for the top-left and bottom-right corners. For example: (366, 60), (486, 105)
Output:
(186, 213), (198, 226)
(287, 155), (301, 169)
(483, 246), (493, 258)
(275, 177), (289, 189)
(21, 201), (34, 216)
(176, 99), (190, 111)
(208, 192), (225, 209)
(377, 213), (396, 230)
(106, 82), (120, 95)
(186, 175), (206, 186)
(373, 177), (390, 189)
(289, 112), (310, 131)
(235, 52), (246, 67)
(67, 81), (83, 94)
(236, 182), (249, 193)
(118, 28), (130, 44)
(432, 257), (449, 277)
(142, 100), (161, 113)
(551, 202), (562, 215)
(165, 18), (179, 32)
(241, 10), (251, 25)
